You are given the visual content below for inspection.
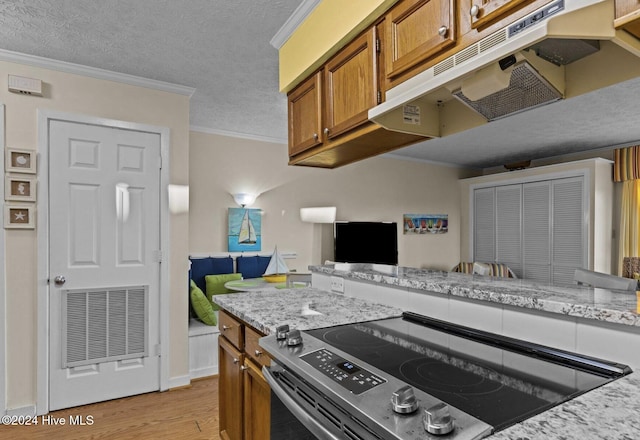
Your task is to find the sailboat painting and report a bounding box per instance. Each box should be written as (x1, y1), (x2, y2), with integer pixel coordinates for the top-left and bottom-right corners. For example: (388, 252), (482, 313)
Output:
(228, 208), (262, 252)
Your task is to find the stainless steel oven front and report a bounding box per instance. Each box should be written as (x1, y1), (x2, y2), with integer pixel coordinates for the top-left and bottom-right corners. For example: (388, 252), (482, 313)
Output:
(260, 312), (631, 440)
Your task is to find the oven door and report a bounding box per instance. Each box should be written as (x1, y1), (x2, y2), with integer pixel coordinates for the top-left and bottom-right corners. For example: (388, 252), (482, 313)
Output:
(263, 364), (383, 440)
(264, 365), (339, 440)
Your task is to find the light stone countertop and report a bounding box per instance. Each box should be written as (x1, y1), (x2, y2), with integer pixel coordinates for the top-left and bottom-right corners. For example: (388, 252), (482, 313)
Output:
(309, 264), (640, 327)
(213, 287), (403, 335)
(213, 282), (638, 440)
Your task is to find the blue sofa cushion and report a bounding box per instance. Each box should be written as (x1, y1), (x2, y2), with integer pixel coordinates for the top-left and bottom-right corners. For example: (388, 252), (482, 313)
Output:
(236, 255), (270, 279)
(189, 256), (234, 292)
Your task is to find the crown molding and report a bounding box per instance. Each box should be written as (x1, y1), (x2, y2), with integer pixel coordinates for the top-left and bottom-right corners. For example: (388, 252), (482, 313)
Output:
(190, 125), (287, 145)
(270, 0), (321, 49)
(0, 48), (195, 97)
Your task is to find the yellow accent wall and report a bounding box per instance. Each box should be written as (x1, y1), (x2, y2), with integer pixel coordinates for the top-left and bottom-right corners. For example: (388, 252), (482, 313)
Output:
(279, 0), (398, 92)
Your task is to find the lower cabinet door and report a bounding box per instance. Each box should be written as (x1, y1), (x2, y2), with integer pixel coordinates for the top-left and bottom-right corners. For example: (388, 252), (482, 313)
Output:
(219, 336), (244, 440)
(243, 359), (271, 440)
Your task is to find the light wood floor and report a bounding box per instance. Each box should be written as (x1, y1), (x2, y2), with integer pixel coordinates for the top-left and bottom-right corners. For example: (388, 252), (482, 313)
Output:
(0, 376), (220, 440)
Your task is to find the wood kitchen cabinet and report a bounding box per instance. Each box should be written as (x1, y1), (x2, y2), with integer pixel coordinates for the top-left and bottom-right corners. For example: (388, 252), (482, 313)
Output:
(288, 71), (323, 157)
(218, 310), (271, 440)
(467, 0), (536, 29)
(384, 0), (457, 79)
(245, 325), (271, 440)
(219, 336), (244, 440)
(615, 0), (640, 39)
(288, 24), (427, 168)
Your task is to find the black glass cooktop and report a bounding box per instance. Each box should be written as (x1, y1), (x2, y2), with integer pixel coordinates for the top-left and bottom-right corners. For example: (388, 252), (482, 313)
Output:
(305, 313), (631, 431)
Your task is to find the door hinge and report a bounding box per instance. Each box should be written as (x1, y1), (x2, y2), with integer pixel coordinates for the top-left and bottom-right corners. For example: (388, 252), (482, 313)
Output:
(376, 38), (381, 53)
(153, 250), (163, 262)
(154, 344), (161, 356)
(158, 155), (163, 169)
(377, 90), (382, 104)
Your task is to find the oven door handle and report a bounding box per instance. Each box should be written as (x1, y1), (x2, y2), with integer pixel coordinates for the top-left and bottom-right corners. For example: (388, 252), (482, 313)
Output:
(262, 366), (342, 440)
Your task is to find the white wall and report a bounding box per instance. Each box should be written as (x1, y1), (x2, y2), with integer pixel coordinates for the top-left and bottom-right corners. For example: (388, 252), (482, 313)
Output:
(189, 130), (476, 271)
(0, 59), (190, 411)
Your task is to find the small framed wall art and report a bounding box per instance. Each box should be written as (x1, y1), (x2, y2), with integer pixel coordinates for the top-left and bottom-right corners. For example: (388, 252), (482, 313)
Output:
(4, 204), (35, 229)
(5, 175), (37, 202)
(6, 148), (36, 174)
(403, 213), (448, 234)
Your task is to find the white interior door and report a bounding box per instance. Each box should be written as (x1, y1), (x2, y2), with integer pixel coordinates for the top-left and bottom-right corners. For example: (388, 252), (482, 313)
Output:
(48, 120), (161, 410)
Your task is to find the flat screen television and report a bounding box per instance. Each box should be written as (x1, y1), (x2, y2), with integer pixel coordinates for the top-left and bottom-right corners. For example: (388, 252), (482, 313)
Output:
(334, 221), (398, 265)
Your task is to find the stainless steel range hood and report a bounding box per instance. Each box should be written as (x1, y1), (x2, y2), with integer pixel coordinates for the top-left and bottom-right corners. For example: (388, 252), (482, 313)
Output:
(369, 0), (640, 138)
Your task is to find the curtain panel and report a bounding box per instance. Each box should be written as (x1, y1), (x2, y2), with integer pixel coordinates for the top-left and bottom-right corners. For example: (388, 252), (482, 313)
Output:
(614, 145), (640, 182)
(615, 146), (640, 275)
(618, 179), (640, 275)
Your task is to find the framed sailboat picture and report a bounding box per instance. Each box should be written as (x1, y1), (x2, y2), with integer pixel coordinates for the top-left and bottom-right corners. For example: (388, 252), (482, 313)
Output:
(228, 207), (262, 252)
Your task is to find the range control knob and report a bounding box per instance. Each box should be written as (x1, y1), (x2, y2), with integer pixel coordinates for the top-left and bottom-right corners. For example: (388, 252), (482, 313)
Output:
(275, 324), (290, 340)
(391, 385), (419, 414)
(424, 403), (455, 435)
(286, 329), (303, 346)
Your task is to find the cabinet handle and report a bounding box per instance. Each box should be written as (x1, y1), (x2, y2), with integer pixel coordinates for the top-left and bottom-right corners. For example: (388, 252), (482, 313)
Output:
(254, 349), (263, 357)
(470, 4), (480, 17)
(313, 133), (319, 141)
(241, 365), (249, 371)
(438, 26), (447, 37)
(233, 358), (239, 364)
(323, 127), (330, 135)
(222, 325), (230, 331)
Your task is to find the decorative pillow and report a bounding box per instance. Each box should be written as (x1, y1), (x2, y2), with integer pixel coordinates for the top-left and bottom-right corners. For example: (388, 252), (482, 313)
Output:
(489, 263), (509, 278)
(452, 262), (474, 273)
(472, 262), (491, 276)
(205, 273), (242, 311)
(190, 280), (217, 326)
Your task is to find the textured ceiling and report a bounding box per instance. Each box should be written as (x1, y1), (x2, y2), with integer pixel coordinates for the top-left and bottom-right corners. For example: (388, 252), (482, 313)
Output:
(1, 1), (639, 168)
(385, 75), (640, 169)
(0, 0), (302, 142)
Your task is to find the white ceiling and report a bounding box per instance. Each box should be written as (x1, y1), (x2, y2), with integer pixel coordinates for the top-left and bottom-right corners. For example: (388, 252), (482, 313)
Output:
(1, 1), (639, 169)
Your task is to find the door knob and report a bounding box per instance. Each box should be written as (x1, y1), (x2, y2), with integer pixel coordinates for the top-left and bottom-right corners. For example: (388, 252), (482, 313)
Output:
(54, 276), (66, 286)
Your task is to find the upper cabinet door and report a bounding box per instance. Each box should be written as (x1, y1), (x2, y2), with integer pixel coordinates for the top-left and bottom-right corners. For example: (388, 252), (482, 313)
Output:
(468, 0), (534, 29)
(385, 0), (456, 79)
(288, 71), (323, 157)
(324, 27), (379, 140)
(614, 0), (640, 40)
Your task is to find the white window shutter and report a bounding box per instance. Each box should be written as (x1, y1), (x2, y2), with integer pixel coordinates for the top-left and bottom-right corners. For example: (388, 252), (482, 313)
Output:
(495, 185), (522, 277)
(474, 187), (495, 263)
(552, 177), (585, 285)
(523, 181), (551, 283)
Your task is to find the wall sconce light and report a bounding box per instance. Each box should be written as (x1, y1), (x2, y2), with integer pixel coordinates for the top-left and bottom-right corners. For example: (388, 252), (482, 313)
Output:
(233, 193), (256, 207)
(168, 184), (189, 214)
(300, 206), (337, 223)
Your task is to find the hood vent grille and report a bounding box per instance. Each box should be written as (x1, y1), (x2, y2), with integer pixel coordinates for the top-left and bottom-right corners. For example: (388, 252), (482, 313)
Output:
(452, 61), (562, 121)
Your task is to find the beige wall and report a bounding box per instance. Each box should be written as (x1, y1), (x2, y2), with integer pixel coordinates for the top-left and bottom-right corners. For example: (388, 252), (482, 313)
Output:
(189, 131), (475, 271)
(1, 60), (190, 410)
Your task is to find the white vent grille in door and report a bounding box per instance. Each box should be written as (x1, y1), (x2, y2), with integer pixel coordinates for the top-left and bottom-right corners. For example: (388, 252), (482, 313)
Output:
(63, 286), (148, 368)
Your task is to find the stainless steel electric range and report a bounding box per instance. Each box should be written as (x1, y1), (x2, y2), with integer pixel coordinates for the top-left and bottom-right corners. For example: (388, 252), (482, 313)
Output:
(260, 311), (632, 440)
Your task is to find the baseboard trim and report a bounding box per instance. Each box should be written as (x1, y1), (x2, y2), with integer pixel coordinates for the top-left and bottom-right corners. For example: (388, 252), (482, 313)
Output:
(167, 374), (191, 390)
(6, 405), (37, 417)
(190, 366), (219, 380)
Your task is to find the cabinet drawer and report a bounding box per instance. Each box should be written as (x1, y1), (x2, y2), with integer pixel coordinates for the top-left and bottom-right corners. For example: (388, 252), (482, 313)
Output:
(219, 310), (244, 350)
(245, 326), (270, 368)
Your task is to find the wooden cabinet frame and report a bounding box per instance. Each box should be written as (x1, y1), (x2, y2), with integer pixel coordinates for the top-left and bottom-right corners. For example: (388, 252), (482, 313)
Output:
(385, 0), (457, 78)
(218, 310), (272, 440)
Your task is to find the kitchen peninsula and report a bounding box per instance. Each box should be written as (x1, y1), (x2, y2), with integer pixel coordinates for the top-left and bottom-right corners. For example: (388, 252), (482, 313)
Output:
(214, 266), (640, 439)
